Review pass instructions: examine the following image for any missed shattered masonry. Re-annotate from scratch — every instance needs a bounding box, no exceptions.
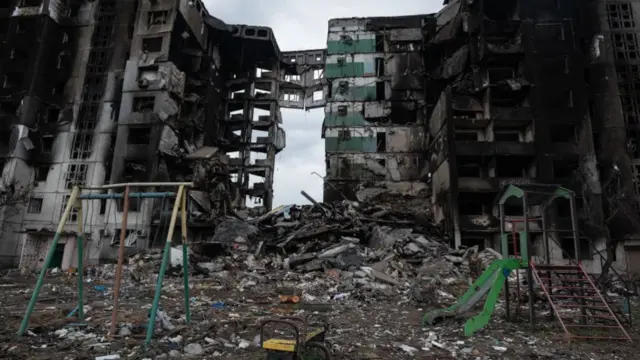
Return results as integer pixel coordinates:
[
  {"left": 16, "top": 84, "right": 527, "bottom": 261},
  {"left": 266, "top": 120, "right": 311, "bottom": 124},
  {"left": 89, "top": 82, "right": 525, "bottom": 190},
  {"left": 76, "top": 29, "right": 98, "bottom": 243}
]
[{"left": 0, "top": 0, "right": 325, "bottom": 269}]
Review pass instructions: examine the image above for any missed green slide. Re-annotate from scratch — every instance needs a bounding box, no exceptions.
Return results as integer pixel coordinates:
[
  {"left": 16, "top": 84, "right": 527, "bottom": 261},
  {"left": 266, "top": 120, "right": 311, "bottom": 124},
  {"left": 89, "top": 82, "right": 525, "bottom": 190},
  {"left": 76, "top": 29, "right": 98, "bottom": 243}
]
[{"left": 423, "top": 258, "right": 523, "bottom": 336}]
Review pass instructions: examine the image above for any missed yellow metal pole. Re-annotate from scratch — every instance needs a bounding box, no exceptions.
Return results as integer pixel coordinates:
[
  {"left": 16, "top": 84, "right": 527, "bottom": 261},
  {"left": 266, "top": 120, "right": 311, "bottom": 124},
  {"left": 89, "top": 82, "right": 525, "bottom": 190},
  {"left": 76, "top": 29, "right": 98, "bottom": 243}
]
[
  {"left": 18, "top": 186, "right": 80, "bottom": 336},
  {"left": 145, "top": 185, "right": 185, "bottom": 346}
]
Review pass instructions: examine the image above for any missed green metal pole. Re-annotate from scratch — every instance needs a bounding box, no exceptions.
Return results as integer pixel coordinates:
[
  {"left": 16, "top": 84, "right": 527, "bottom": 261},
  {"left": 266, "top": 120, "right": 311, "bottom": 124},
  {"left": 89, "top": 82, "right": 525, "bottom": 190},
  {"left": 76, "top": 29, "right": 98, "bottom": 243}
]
[
  {"left": 76, "top": 199, "right": 85, "bottom": 321},
  {"left": 18, "top": 231, "right": 63, "bottom": 336},
  {"left": 76, "top": 234, "right": 85, "bottom": 321},
  {"left": 181, "top": 191, "right": 191, "bottom": 323},
  {"left": 145, "top": 240, "right": 172, "bottom": 345},
  {"left": 18, "top": 186, "right": 79, "bottom": 336},
  {"left": 145, "top": 185, "right": 185, "bottom": 347},
  {"left": 182, "top": 242, "right": 190, "bottom": 323}
]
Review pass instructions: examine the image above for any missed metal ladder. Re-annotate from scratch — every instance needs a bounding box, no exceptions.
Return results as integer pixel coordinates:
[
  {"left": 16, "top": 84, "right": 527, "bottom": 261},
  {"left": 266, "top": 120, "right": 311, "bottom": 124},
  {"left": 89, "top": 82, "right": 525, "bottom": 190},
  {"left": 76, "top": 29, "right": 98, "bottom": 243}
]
[{"left": 531, "top": 262, "right": 632, "bottom": 341}]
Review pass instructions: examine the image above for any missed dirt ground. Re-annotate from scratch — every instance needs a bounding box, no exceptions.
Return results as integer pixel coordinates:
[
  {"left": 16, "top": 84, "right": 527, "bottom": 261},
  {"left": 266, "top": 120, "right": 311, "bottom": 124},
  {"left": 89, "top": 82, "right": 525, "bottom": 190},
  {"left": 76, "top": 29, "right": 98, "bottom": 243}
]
[{"left": 0, "top": 272, "right": 638, "bottom": 360}]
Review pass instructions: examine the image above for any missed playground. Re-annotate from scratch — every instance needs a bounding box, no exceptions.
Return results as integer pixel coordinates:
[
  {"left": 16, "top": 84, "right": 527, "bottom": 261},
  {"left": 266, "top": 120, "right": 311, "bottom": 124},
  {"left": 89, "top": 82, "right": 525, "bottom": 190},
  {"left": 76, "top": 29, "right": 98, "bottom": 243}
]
[{"left": 1, "top": 184, "right": 638, "bottom": 359}]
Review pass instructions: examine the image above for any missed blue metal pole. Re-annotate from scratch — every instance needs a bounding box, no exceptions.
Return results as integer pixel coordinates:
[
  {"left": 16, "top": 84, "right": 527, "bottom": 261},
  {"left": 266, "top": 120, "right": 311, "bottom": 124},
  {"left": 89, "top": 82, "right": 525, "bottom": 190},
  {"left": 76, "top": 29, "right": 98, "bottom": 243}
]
[{"left": 78, "top": 192, "right": 176, "bottom": 200}]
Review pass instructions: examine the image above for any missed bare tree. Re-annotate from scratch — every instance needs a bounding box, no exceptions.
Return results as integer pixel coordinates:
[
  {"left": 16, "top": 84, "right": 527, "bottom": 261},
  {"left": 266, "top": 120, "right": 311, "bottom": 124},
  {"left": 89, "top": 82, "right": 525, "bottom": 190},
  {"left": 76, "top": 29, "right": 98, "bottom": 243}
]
[
  {"left": 0, "top": 176, "right": 33, "bottom": 213},
  {"left": 577, "top": 164, "right": 638, "bottom": 288}
]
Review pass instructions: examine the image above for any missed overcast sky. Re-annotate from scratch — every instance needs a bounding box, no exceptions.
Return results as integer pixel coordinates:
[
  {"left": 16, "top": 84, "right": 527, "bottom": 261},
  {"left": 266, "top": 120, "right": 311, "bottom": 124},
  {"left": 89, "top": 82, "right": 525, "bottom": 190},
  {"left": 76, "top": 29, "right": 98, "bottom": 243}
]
[{"left": 203, "top": 0, "right": 444, "bottom": 206}]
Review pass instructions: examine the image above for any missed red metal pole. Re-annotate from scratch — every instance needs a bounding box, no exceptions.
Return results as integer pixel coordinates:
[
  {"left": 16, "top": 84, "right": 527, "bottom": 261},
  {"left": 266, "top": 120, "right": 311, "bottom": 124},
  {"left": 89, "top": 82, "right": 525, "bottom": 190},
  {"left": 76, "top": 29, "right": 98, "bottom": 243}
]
[{"left": 109, "top": 186, "right": 130, "bottom": 336}]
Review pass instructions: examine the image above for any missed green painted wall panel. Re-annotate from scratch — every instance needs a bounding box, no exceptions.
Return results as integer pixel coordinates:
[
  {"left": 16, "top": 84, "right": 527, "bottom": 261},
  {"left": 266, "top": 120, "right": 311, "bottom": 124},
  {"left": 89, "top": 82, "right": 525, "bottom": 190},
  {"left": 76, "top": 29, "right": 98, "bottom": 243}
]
[
  {"left": 330, "top": 85, "right": 377, "bottom": 101},
  {"left": 325, "top": 136, "right": 377, "bottom": 152},
  {"left": 325, "top": 62, "right": 365, "bottom": 78},
  {"left": 324, "top": 113, "right": 368, "bottom": 126},
  {"left": 327, "top": 39, "right": 376, "bottom": 54}
]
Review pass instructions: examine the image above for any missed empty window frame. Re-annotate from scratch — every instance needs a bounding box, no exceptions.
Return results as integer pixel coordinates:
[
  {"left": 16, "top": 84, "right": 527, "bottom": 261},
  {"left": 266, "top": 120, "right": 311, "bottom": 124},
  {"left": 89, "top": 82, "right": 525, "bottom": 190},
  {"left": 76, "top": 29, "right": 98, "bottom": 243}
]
[
  {"left": 455, "top": 131, "right": 479, "bottom": 141},
  {"left": 70, "top": 132, "right": 94, "bottom": 159},
  {"left": 607, "top": 3, "right": 636, "bottom": 29},
  {"left": 376, "top": 132, "right": 386, "bottom": 152},
  {"left": 82, "top": 75, "right": 106, "bottom": 102},
  {"left": 612, "top": 33, "right": 640, "bottom": 61},
  {"left": 27, "top": 197, "right": 43, "bottom": 213},
  {"left": 375, "top": 33, "right": 385, "bottom": 52},
  {"left": 41, "top": 136, "right": 53, "bottom": 153},
  {"left": 284, "top": 74, "right": 301, "bottom": 82},
  {"left": 76, "top": 103, "right": 99, "bottom": 131},
  {"left": 458, "top": 198, "right": 485, "bottom": 215},
  {"left": 86, "top": 51, "right": 109, "bottom": 74},
  {"left": 132, "top": 96, "right": 155, "bottom": 112},
  {"left": 128, "top": 126, "right": 152, "bottom": 144},
  {"left": 560, "top": 236, "right": 592, "bottom": 260},
  {"left": 617, "top": 64, "right": 640, "bottom": 95},
  {"left": 619, "top": 93, "right": 640, "bottom": 125},
  {"left": 375, "top": 57, "right": 385, "bottom": 76},
  {"left": 457, "top": 156, "right": 484, "bottom": 177},
  {"left": 283, "top": 91, "right": 300, "bottom": 102},
  {"left": 457, "top": 163, "right": 482, "bottom": 177},
  {"left": 35, "top": 164, "right": 50, "bottom": 182},
  {"left": 61, "top": 195, "right": 79, "bottom": 222},
  {"left": 65, "top": 164, "right": 88, "bottom": 189},
  {"left": 147, "top": 10, "right": 169, "bottom": 27},
  {"left": 375, "top": 81, "right": 385, "bottom": 100},
  {"left": 142, "top": 36, "right": 163, "bottom": 52},
  {"left": 494, "top": 130, "right": 521, "bottom": 142},
  {"left": 338, "top": 130, "right": 351, "bottom": 140},
  {"left": 46, "top": 107, "right": 60, "bottom": 124}
]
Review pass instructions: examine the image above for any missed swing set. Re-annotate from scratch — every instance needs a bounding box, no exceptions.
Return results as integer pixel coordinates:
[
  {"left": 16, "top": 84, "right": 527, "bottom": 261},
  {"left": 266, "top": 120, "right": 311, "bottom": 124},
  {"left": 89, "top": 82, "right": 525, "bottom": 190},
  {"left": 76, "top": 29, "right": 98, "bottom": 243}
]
[{"left": 17, "top": 182, "right": 194, "bottom": 347}]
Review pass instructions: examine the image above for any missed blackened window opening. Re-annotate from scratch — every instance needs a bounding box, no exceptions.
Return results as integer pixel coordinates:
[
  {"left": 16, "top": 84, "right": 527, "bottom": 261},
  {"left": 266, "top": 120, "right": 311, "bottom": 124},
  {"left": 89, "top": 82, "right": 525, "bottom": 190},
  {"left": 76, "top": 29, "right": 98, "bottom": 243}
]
[{"left": 376, "top": 132, "right": 386, "bottom": 152}]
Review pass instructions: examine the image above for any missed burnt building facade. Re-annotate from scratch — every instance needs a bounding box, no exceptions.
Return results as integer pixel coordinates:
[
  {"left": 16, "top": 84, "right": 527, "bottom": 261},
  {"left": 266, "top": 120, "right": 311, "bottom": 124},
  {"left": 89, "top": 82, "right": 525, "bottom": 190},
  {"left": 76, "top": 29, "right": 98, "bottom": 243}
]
[
  {"left": 0, "top": 0, "right": 322, "bottom": 269},
  {"left": 425, "top": 0, "right": 640, "bottom": 274},
  {"left": 322, "top": 16, "right": 428, "bottom": 203}
]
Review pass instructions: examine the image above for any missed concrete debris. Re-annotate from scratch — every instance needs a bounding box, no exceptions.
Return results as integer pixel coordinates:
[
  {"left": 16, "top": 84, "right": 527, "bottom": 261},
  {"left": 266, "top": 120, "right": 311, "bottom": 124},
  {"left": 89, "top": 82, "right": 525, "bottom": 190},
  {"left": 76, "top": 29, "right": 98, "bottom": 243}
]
[{"left": 4, "top": 188, "right": 633, "bottom": 360}]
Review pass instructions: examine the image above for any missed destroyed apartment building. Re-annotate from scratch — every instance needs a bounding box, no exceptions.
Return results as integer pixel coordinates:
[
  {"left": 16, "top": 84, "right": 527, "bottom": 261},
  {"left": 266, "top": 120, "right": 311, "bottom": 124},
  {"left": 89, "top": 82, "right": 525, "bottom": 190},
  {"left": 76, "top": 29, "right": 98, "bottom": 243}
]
[
  {"left": 425, "top": 0, "right": 640, "bottom": 275},
  {"left": 1, "top": 0, "right": 640, "bottom": 278},
  {"left": 322, "top": 16, "right": 428, "bottom": 203},
  {"left": 0, "top": 0, "right": 325, "bottom": 270}
]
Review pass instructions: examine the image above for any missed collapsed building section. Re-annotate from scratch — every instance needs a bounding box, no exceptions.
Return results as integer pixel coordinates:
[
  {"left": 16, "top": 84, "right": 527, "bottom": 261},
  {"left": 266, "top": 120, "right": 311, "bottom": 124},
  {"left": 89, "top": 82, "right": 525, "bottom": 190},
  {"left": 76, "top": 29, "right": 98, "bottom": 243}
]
[
  {"left": 280, "top": 49, "right": 327, "bottom": 110},
  {"left": 0, "top": 0, "right": 317, "bottom": 269},
  {"left": 322, "top": 16, "right": 428, "bottom": 203},
  {"left": 219, "top": 25, "right": 284, "bottom": 211},
  {"left": 424, "top": 0, "right": 640, "bottom": 274}
]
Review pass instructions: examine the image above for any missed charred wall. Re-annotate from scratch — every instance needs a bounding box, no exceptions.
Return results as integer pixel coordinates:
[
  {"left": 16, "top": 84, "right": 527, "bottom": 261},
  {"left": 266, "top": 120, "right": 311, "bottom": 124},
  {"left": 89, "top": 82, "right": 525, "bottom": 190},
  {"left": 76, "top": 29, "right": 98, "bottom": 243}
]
[
  {"left": 426, "top": 0, "right": 602, "bottom": 252},
  {"left": 592, "top": 0, "right": 640, "bottom": 241}
]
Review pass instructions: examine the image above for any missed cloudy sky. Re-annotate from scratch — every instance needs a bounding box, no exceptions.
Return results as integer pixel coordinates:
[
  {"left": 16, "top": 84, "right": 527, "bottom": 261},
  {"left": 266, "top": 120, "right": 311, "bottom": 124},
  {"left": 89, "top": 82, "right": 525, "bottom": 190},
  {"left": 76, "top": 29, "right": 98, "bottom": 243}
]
[{"left": 203, "top": 0, "right": 444, "bottom": 206}]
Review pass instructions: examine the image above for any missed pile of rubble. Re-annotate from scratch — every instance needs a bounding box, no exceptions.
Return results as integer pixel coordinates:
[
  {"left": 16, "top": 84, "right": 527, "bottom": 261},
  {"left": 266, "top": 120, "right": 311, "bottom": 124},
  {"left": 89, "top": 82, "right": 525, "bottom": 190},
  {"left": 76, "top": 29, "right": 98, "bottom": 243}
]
[
  {"left": 150, "top": 189, "right": 508, "bottom": 306},
  {"left": 2, "top": 191, "right": 638, "bottom": 359}
]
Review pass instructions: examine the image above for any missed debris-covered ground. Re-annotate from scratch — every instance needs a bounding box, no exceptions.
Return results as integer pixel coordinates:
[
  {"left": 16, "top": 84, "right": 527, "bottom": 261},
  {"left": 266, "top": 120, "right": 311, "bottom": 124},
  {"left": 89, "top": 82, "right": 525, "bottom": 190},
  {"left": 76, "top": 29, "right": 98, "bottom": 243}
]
[{"left": 1, "top": 188, "right": 638, "bottom": 359}]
